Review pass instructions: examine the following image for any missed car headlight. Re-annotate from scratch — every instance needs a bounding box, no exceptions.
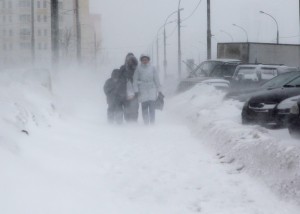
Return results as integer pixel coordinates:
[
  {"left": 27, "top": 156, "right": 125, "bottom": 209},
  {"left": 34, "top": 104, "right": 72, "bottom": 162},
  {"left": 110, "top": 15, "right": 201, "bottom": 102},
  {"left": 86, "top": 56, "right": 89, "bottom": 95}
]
[
  {"left": 277, "top": 95, "right": 300, "bottom": 110},
  {"left": 290, "top": 103, "right": 299, "bottom": 115}
]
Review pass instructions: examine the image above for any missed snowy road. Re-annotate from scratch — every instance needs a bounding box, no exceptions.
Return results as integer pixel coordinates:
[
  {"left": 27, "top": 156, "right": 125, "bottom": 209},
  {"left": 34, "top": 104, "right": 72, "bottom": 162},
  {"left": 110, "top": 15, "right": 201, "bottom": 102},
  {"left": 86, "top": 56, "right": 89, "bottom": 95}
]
[{"left": 1, "top": 115, "right": 299, "bottom": 214}]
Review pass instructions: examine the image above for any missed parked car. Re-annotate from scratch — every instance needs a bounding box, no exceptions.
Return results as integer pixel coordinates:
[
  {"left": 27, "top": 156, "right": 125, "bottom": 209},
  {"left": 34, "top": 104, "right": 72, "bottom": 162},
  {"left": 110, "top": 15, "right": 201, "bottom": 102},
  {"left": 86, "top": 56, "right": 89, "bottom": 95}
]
[
  {"left": 287, "top": 100, "right": 300, "bottom": 138},
  {"left": 177, "top": 59, "right": 241, "bottom": 92},
  {"left": 225, "top": 70, "right": 300, "bottom": 101},
  {"left": 230, "top": 64, "right": 297, "bottom": 90},
  {"left": 241, "top": 75, "right": 300, "bottom": 127}
]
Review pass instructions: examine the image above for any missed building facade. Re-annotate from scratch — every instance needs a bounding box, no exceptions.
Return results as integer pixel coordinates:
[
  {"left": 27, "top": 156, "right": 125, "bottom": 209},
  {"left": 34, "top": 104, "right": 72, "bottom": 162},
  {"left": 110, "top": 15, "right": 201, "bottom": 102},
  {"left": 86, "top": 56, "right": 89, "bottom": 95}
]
[{"left": 0, "top": 0, "right": 101, "bottom": 68}]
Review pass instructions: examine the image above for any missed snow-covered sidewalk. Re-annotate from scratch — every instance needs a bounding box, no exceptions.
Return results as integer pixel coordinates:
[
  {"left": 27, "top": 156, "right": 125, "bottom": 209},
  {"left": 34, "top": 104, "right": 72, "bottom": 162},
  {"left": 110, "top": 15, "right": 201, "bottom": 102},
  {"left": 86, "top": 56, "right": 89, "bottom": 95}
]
[{"left": 1, "top": 116, "right": 299, "bottom": 214}]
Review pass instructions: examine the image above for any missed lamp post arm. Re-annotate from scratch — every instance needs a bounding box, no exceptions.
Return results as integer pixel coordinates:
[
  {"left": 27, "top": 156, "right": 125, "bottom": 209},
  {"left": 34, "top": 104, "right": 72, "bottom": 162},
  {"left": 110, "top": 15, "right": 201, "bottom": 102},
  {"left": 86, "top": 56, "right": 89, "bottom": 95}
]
[
  {"left": 233, "top": 24, "right": 248, "bottom": 42},
  {"left": 260, "top": 11, "right": 279, "bottom": 43}
]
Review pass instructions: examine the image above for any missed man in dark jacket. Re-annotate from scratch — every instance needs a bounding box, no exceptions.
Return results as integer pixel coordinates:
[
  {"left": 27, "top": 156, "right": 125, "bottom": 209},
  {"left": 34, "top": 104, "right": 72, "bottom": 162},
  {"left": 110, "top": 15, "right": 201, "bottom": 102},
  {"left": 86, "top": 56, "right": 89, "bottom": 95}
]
[
  {"left": 118, "top": 53, "right": 139, "bottom": 122},
  {"left": 103, "top": 69, "right": 123, "bottom": 123}
]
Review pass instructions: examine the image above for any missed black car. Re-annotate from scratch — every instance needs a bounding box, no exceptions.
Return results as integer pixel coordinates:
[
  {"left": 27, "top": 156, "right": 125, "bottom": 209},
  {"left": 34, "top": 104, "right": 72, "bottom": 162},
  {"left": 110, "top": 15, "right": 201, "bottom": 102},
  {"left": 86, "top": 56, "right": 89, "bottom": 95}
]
[
  {"left": 177, "top": 59, "right": 241, "bottom": 92},
  {"left": 242, "top": 75, "right": 300, "bottom": 127},
  {"left": 225, "top": 70, "right": 300, "bottom": 101},
  {"left": 287, "top": 100, "right": 300, "bottom": 138}
]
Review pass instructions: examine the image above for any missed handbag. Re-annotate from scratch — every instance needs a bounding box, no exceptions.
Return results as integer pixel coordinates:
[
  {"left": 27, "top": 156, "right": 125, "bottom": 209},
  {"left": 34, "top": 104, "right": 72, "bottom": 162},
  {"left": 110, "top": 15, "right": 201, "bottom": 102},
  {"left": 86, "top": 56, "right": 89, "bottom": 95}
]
[{"left": 155, "top": 92, "right": 165, "bottom": 110}]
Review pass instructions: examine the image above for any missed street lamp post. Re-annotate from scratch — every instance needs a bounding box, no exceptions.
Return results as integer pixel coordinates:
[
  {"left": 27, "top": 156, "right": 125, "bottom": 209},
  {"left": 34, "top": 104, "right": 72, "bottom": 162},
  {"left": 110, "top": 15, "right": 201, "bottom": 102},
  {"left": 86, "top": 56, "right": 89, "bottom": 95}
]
[
  {"left": 259, "top": 10, "right": 279, "bottom": 44},
  {"left": 207, "top": 0, "right": 211, "bottom": 60},
  {"left": 156, "top": 20, "right": 176, "bottom": 72},
  {"left": 220, "top": 30, "right": 234, "bottom": 42},
  {"left": 232, "top": 24, "right": 248, "bottom": 42},
  {"left": 163, "top": 9, "right": 183, "bottom": 79}
]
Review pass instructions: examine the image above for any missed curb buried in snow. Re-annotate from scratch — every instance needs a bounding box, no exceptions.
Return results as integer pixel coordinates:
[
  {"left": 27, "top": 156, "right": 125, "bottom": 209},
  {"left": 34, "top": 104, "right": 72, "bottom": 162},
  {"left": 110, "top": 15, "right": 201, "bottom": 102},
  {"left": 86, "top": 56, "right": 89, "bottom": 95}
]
[{"left": 169, "top": 84, "right": 300, "bottom": 205}]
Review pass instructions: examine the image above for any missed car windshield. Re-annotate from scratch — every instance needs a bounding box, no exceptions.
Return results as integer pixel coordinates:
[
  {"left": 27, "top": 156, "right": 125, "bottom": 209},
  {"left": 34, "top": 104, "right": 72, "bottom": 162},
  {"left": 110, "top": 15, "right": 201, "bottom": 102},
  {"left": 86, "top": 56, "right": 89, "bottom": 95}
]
[
  {"left": 193, "top": 61, "right": 222, "bottom": 77},
  {"left": 209, "top": 64, "right": 238, "bottom": 78},
  {"left": 261, "top": 71, "right": 300, "bottom": 89},
  {"left": 284, "top": 76, "right": 300, "bottom": 87}
]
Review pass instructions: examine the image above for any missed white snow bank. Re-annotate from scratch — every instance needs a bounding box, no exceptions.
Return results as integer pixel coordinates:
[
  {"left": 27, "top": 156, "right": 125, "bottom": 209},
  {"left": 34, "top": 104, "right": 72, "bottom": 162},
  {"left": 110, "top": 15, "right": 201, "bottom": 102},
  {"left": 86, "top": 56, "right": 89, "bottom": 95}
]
[
  {"left": 0, "top": 68, "right": 55, "bottom": 153},
  {"left": 168, "top": 84, "right": 300, "bottom": 204}
]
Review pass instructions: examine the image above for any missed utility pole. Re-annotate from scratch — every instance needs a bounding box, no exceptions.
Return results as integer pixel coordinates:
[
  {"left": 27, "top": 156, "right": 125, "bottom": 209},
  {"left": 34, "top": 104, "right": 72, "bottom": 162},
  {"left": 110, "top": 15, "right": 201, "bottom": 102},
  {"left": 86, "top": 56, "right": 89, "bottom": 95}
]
[
  {"left": 177, "top": 8, "right": 182, "bottom": 79},
  {"left": 51, "top": 0, "right": 59, "bottom": 66},
  {"left": 75, "top": 0, "right": 81, "bottom": 63},
  {"left": 207, "top": 0, "right": 211, "bottom": 60},
  {"left": 163, "top": 28, "right": 167, "bottom": 79},
  {"left": 31, "top": 0, "right": 35, "bottom": 64}
]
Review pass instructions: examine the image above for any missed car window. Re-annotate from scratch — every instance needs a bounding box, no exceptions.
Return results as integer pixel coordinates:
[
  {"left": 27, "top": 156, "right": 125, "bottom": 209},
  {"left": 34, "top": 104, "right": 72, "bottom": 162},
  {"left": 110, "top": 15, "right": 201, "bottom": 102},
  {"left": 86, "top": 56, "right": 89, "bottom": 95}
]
[
  {"left": 261, "top": 71, "right": 300, "bottom": 88},
  {"left": 260, "top": 67, "right": 278, "bottom": 80},
  {"left": 234, "top": 67, "right": 257, "bottom": 81},
  {"left": 285, "top": 76, "right": 300, "bottom": 86}
]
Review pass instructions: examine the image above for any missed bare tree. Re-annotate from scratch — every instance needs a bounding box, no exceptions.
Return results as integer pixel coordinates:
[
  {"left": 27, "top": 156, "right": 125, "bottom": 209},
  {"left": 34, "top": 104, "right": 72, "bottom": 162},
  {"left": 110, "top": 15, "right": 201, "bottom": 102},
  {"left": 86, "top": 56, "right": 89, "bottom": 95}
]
[{"left": 59, "top": 27, "right": 73, "bottom": 57}]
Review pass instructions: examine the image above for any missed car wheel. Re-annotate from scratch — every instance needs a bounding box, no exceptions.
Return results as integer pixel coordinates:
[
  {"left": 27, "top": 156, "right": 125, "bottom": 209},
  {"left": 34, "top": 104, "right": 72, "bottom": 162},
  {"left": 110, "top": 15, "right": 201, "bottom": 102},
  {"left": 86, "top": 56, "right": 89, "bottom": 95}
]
[
  {"left": 288, "top": 125, "right": 300, "bottom": 138},
  {"left": 242, "top": 115, "right": 251, "bottom": 124}
]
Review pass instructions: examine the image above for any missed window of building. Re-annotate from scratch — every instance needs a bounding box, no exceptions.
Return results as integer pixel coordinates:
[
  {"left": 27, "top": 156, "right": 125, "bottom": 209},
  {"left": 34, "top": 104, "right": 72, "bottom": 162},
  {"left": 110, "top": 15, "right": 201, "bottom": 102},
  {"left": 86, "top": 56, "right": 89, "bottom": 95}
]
[
  {"left": 20, "top": 14, "right": 31, "bottom": 23},
  {"left": 9, "top": 15, "right": 12, "bottom": 22},
  {"left": 43, "top": 15, "right": 47, "bottom": 22},
  {"left": 43, "top": 1, "right": 47, "bottom": 8},
  {"left": 44, "top": 43, "right": 47, "bottom": 50},
  {"left": 9, "top": 44, "right": 13, "bottom": 50},
  {"left": 19, "top": 0, "right": 30, "bottom": 8},
  {"left": 44, "top": 29, "right": 47, "bottom": 36},
  {"left": 38, "top": 29, "right": 41, "bottom": 36},
  {"left": 9, "top": 29, "right": 13, "bottom": 36},
  {"left": 20, "top": 42, "right": 31, "bottom": 49},
  {"left": 37, "top": 1, "right": 40, "bottom": 8},
  {"left": 3, "top": 44, "right": 7, "bottom": 51},
  {"left": 38, "top": 43, "right": 42, "bottom": 50},
  {"left": 3, "top": 29, "right": 6, "bottom": 37},
  {"left": 37, "top": 15, "right": 41, "bottom": 22},
  {"left": 3, "top": 15, "right": 6, "bottom": 23},
  {"left": 20, "top": 28, "right": 31, "bottom": 36},
  {"left": 8, "top": 1, "right": 12, "bottom": 9}
]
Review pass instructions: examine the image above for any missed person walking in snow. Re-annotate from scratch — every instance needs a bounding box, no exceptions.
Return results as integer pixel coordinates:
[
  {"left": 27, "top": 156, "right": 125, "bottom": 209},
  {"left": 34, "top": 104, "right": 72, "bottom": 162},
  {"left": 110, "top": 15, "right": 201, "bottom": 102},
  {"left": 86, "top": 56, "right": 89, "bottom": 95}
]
[
  {"left": 133, "top": 54, "right": 162, "bottom": 125},
  {"left": 118, "top": 53, "right": 139, "bottom": 122},
  {"left": 103, "top": 69, "right": 123, "bottom": 124}
]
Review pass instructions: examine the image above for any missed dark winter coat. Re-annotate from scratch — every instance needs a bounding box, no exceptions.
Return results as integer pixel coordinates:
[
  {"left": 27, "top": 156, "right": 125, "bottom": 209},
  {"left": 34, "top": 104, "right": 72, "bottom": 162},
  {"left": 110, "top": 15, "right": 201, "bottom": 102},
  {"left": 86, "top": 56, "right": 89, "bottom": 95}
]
[
  {"left": 104, "top": 69, "right": 121, "bottom": 105},
  {"left": 117, "top": 54, "right": 138, "bottom": 101}
]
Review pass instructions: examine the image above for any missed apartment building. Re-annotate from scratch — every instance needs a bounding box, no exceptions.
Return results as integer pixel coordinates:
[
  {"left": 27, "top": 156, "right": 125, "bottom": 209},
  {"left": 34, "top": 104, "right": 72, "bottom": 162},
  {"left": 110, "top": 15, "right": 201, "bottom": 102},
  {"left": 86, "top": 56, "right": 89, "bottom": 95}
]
[{"left": 0, "top": 0, "right": 101, "bottom": 68}]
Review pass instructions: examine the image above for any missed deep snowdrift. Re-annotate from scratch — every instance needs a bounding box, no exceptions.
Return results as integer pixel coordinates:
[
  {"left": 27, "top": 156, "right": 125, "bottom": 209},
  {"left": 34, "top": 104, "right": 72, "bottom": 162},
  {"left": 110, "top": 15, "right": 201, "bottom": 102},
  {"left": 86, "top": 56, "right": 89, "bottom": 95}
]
[
  {"left": 0, "top": 68, "right": 55, "bottom": 154},
  {"left": 168, "top": 84, "right": 300, "bottom": 204}
]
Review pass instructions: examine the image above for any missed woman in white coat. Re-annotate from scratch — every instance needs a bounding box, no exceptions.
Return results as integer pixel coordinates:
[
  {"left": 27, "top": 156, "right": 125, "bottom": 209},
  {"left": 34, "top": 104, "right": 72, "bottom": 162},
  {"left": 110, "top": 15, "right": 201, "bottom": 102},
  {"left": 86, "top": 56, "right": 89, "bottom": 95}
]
[{"left": 133, "top": 54, "right": 162, "bottom": 124}]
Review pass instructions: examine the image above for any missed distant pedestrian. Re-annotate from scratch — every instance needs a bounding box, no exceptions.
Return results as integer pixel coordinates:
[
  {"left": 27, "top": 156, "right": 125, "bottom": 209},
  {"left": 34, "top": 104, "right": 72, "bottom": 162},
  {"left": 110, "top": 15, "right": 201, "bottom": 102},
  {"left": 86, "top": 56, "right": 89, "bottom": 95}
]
[
  {"left": 103, "top": 69, "right": 123, "bottom": 124},
  {"left": 119, "top": 53, "right": 139, "bottom": 122},
  {"left": 133, "top": 54, "right": 162, "bottom": 125}
]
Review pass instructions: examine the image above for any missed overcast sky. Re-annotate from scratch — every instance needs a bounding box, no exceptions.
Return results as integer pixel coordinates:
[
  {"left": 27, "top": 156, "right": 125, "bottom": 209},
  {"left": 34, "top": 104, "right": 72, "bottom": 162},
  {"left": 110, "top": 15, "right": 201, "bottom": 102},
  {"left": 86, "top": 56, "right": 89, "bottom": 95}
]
[{"left": 90, "top": 0, "right": 299, "bottom": 71}]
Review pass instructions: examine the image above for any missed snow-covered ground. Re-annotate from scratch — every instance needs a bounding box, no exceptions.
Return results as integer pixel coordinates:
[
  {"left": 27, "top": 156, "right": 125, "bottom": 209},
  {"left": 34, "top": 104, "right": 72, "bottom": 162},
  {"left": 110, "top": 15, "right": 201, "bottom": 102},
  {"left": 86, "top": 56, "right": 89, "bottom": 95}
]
[{"left": 1, "top": 67, "right": 300, "bottom": 214}]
